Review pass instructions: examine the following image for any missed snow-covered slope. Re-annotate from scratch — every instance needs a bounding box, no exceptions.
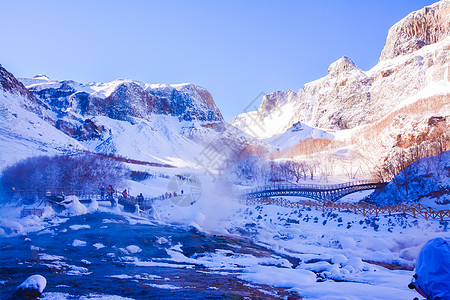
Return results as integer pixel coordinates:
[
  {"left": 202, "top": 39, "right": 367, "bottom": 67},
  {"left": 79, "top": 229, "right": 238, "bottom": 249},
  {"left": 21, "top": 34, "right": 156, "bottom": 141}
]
[
  {"left": 265, "top": 122, "right": 333, "bottom": 151},
  {"left": 0, "top": 69, "right": 86, "bottom": 169},
  {"left": 232, "top": 0, "right": 449, "bottom": 133},
  {"left": 231, "top": 90, "right": 300, "bottom": 139}
]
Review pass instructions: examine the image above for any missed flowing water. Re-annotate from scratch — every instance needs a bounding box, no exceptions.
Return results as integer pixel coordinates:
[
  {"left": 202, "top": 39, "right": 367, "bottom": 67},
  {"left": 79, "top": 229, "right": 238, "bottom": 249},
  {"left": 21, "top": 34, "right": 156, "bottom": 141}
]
[{"left": 0, "top": 212, "right": 300, "bottom": 299}]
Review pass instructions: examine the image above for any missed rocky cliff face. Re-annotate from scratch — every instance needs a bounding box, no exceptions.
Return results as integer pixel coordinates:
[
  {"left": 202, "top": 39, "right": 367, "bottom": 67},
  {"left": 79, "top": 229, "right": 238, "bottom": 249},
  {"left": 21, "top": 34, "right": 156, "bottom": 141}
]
[
  {"left": 257, "top": 90, "right": 298, "bottom": 119},
  {"left": 22, "top": 77, "right": 223, "bottom": 123},
  {"left": 147, "top": 83, "right": 223, "bottom": 122},
  {"left": 380, "top": 0, "right": 449, "bottom": 61},
  {"left": 233, "top": 0, "right": 449, "bottom": 133},
  {"left": 18, "top": 76, "right": 224, "bottom": 142},
  {"left": 105, "top": 82, "right": 155, "bottom": 121}
]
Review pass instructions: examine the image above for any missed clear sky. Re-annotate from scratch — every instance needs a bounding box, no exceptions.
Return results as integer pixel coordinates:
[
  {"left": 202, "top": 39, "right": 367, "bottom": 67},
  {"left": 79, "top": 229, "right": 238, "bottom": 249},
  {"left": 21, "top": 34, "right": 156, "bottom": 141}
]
[{"left": 0, "top": 0, "right": 437, "bottom": 121}]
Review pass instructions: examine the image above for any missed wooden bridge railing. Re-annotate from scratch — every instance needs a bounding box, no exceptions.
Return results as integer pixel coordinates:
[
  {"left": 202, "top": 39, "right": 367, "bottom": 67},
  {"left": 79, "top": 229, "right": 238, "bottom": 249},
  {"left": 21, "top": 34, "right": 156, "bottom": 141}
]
[{"left": 241, "top": 197, "right": 450, "bottom": 221}]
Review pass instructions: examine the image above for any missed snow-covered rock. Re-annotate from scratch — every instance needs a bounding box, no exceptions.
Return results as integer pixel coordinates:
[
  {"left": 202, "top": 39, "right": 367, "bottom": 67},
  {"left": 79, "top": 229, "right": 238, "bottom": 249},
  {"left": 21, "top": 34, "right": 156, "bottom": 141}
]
[
  {"left": 65, "top": 196, "right": 88, "bottom": 216},
  {"left": 125, "top": 245, "right": 142, "bottom": 254},
  {"left": 331, "top": 254, "right": 348, "bottom": 266},
  {"left": 15, "top": 274, "right": 47, "bottom": 299}
]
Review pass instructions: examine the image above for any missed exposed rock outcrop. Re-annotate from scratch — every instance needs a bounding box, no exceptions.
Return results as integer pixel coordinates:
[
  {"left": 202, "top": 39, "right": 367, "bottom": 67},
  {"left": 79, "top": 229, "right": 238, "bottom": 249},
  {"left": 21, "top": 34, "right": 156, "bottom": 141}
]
[
  {"left": 380, "top": 0, "right": 450, "bottom": 61},
  {"left": 105, "top": 82, "right": 155, "bottom": 120}
]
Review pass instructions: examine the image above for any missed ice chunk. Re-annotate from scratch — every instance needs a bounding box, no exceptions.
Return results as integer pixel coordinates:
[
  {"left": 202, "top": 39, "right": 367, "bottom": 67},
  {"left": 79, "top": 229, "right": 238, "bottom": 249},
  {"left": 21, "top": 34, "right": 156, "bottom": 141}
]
[
  {"left": 69, "top": 225, "right": 90, "bottom": 231},
  {"left": 72, "top": 240, "right": 87, "bottom": 247},
  {"left": 93, "top": 243, "right": 105, "bottom": 250},
  {"left": 125, "top": 245, "right": 142, "bottom": 254}
]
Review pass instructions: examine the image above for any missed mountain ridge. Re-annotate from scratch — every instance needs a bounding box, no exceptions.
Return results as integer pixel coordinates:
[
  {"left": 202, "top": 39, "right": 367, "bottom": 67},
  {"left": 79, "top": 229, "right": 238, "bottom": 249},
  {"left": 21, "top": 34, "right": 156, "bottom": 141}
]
[{"left": 232, "top": 0, "right": 449, "bottom": 134}]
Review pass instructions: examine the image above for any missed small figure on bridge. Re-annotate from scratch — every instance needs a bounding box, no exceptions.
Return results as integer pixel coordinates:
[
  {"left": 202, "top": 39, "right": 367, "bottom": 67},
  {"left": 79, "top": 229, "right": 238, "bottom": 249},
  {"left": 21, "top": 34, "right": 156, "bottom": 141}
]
[
  {"left": 122, "top": 189, "right": 128, "bottom": 199},
  {"left": 136, "top": 193, "right": 144, "bottom": 205},
  {"left": 107, "top": 185, "right": 114, "bottom": 198},
  {"left": 173, "top": 191, "right": 177, "bottom": 197},
  {"left": 100, "top": 186, "right": 105, "bottom": 200},
  {"left": 107, "top": 185, "right": 116, "bottom": 207}
]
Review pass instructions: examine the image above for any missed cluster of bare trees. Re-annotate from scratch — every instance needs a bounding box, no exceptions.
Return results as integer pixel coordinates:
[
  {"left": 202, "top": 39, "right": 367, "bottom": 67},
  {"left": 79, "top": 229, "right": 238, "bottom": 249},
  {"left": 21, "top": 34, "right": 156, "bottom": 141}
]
[
  {"left": 1, "top": 153, "right": 128, "bottom": 201},
  {"left": 273, "top": 138, "right": 333, "bottom": 159},
  {"left": 377, "top": 135, "right": 450, "bottom": 196}
]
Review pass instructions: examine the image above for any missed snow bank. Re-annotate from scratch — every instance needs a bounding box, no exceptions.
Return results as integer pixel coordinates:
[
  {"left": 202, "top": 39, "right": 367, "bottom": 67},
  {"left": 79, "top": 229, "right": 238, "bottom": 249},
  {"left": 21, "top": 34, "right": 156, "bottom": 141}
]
[{"left": 239, "top": 265, "right": 316, "bottom": 288}]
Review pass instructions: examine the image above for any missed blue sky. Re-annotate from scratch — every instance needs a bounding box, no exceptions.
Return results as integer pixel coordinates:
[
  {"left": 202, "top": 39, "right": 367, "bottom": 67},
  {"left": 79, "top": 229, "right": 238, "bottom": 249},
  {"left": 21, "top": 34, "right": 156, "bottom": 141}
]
[{"left": 0, "top": 0, "right": 437, "bottom": 121}]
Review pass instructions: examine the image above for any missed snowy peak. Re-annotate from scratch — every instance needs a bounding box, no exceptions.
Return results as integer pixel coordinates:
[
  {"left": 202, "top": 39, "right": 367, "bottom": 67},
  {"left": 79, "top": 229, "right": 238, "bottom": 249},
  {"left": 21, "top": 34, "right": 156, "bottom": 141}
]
[
  {"left": 327, "top": 56, "right": 360, "bottom": 77},
  {"left": 32, "top": 74, "right": 50, "bottom": 80},
  {"left": 0, "top": 65, "right": 40, "bottom": 104},
  {"left": 257, "top": 90, "right": 298, "bottom": 119},
  {"left": 380, "top": 0, "right": 450, "bottom": 61}
]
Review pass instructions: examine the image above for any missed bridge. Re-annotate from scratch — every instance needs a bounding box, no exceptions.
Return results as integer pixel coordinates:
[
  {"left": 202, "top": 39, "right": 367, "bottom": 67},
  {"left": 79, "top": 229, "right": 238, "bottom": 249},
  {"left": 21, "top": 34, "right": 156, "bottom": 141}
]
[{"left": 241, "top": 180, "right": 387, "bottom": 202}]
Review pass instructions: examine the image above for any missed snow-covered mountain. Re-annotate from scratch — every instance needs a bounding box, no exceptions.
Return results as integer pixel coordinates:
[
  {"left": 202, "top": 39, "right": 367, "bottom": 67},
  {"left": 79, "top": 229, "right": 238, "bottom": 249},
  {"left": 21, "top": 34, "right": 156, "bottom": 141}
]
[
  {"left": 0, "top": 66, "right": 252, "bottom": 172},
  {"left": 232, "top": 0, "right": 449, "bottom": 134},
  {"left": 0, "top": 66, "right": 87, "bottom": 169}
]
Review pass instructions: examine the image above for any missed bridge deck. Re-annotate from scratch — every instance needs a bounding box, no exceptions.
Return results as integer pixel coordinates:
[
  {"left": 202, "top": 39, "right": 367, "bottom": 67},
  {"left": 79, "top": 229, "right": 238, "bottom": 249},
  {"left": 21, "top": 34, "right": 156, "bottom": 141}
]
[{"left": 242, "top": 180, "right": 387, "bottom": 202}]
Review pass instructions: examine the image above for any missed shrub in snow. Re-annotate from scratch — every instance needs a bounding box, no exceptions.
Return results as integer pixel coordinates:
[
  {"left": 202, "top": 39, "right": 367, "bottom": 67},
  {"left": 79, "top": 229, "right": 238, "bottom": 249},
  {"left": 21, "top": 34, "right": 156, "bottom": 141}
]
[
  {"left": 15, "top": 274, "right": 47, "bottom": 299},
  {"left": 0, "top": 219, "right": 25, "bottom": 236}
]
